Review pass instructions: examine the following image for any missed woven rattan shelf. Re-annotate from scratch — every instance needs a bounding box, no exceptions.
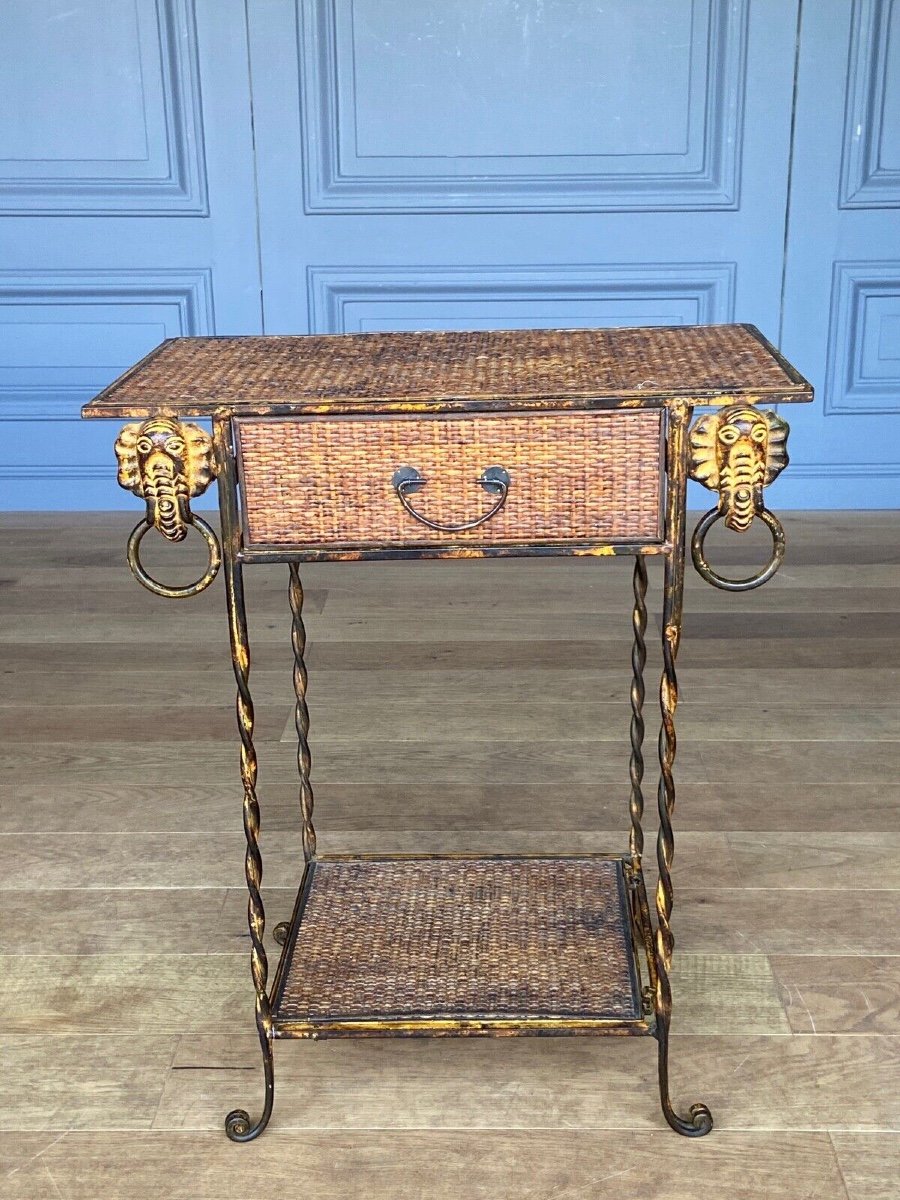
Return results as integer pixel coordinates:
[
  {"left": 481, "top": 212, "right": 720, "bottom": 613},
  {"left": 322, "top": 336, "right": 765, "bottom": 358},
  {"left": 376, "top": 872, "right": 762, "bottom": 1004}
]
[
  {"left": 269, "top": 855, "right": 649, "bottom": 1038},
  {"left": 81, "top": 322, "right": 813, "bottom": 1142}
]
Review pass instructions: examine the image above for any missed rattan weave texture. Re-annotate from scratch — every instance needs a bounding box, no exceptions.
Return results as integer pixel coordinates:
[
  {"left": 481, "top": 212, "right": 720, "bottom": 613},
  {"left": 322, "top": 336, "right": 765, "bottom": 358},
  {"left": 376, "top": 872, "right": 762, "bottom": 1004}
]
[
  {"left": 237, "top": 410, "right": 662, "bottom": 545},
  {"left": 83, "top": 324, "right": 810, "bottom": 418},
  {"left": 275, "top": 857, "right": 641, "bottom": 1023}
]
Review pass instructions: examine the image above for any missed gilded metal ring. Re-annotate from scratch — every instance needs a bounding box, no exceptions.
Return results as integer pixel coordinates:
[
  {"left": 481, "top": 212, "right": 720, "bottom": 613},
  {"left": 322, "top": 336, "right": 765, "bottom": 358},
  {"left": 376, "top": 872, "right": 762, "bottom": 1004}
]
[
  {"left": 126, "top": 514, "right": 221, "bottom": 599},
  {"left": 391, "top": 464, "right": 510, "bottom": 533},
  {"left": 690, "top": 506, "right": 785, "bottom": 592}
]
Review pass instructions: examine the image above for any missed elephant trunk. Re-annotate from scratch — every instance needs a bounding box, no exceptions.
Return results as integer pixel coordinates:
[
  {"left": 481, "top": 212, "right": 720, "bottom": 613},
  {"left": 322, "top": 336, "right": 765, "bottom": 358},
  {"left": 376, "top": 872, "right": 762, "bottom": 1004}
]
[
  {"left": 143, "top": 452, "right": 190, "bottom": 542},
  {"left": 718, "top": 440, "right": 766, "bottom": 532}
]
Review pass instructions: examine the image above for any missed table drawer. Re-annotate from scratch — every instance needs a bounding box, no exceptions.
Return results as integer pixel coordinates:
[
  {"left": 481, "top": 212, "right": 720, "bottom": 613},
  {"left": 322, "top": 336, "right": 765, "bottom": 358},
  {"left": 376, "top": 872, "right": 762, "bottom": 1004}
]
[{"left": 235, "top": 411, "right": 664, "bottom": 548}]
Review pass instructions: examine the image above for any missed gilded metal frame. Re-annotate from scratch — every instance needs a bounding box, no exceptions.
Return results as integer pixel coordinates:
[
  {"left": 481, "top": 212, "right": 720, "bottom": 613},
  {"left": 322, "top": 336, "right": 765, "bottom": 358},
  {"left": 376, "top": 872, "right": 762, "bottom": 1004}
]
[
  {"left": 207, "top": 404, "right": 719, "bottom": 1142},
  {"left": 99, "top": 387, "right": 801, "bottom": 1143}
]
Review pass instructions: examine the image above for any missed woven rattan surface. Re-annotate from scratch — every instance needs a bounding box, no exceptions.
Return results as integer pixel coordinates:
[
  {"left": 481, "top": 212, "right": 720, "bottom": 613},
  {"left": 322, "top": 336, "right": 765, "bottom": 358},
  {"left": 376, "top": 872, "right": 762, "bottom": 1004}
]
[
  {"left": 237, "top": 410, "right": 662, "bottom": 546},
  {"left": 273, "top": 857, "right": 641, "bottom": 1025},
  {"left": 83, "top": 324, "right": 811, "bottom": 418}
]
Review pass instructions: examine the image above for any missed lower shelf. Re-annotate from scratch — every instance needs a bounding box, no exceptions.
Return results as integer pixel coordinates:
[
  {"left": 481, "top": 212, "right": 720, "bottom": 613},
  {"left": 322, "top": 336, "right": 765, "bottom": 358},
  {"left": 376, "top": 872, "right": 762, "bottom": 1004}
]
[{"left": 269, "top": 853, "right": 653, "bottom": 1038}]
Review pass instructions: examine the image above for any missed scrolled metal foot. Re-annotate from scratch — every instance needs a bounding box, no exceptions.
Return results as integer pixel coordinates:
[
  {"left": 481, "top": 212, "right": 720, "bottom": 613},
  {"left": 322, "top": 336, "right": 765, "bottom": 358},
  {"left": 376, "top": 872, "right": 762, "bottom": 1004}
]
[
  {"left": 224, "top": 1028, "right": 274, "bottom": 1143},
  {"left": 656, "top": 1021, "right": 713, "bottom": 1137},
  {"left": 225, "top": 1108, "right": 255, "bottom": 1142},
  {"left": 225, "top": 1102, "right": 272, "bottom": 1143},
  {"left": 661, "top": 1099, "right": 714, "bottom": 1138},
  {"left": 273, "top": 921, "right": 289, "bottom": 946}
]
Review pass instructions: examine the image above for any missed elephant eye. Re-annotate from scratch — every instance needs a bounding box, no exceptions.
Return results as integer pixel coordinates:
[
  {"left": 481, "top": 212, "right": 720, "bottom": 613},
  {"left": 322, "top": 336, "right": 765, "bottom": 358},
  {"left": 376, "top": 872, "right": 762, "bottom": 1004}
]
[
  {"left": 136, "top": 437, "right": 152, "bottom": 454},
  {"left": 718, "top": 425, "right": 739, "bottom": 444},
  {"left": 165, "top": 438, "right": 185, "bottom": 455},
  {"left": 751, "top": 425, "right": 767, "bottom": 442}
]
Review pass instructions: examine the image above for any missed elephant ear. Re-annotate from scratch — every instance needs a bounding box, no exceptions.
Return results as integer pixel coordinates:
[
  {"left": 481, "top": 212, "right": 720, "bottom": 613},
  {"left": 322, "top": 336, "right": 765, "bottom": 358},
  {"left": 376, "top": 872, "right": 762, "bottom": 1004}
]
[
  {"left": 688, "top": 412, "right": 721, "bottom": 491},
  {"left": 183, "top": 422, "right": 217, "bottom": 498},
  {"left": 763, "top": 411, "right": 790, "bottom": 485},
  {"left": 114, "top": 423, "right": 144, "bottom": 496}
]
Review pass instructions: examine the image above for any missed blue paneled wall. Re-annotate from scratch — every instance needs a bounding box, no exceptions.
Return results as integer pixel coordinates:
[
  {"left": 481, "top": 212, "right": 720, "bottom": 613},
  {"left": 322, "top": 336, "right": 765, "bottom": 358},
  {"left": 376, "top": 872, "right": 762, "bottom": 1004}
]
[{"left": 1, "top": 0, "right": 898, "bottom": 509}]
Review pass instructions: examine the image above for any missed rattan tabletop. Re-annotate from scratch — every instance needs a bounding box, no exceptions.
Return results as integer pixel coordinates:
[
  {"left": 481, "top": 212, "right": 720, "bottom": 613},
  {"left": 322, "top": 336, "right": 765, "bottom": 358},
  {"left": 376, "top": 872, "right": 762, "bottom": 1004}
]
[{"left": 83, "top": 323, "right": 811, "bottom": 419}]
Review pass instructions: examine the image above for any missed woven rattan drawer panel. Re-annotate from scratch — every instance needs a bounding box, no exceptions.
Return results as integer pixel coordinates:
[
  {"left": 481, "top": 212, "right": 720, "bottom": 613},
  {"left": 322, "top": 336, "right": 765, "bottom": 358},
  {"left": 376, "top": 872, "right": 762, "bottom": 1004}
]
[{"left": 236, "top": 411, "right": 663, "bottom": 547}]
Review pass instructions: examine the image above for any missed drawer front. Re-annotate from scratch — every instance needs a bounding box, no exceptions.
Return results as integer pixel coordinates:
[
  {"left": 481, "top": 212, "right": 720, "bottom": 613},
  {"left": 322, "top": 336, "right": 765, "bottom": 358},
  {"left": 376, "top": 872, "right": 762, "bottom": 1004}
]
[{"left": 236, "top": 411, "right": 663, "bottom": 548}]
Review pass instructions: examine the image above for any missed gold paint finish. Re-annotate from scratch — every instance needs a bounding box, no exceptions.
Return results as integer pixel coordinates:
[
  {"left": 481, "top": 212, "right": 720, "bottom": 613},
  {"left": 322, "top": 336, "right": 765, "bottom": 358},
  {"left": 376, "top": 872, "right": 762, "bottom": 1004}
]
[
  {"left": 115, "top": 417, "right": 216, "bottom": 540},
  {"left": 688, "top": 404, "right": 790, "bottom": 592},
  {"left": 689, "top": 405, "right": 788, "bottom": 532},
  {"left": 115, "top": 417, "right": 221, "bottom": 598},
  {"left": 85, "top": 325, "right": 814, "bottom": 1143}
]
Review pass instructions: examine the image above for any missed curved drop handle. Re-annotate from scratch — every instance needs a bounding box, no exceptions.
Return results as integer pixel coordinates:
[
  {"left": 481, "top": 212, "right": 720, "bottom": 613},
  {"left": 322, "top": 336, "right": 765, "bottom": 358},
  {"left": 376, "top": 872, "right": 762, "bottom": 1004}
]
[
  {"left": 691, "top": 505, "right": 785, "bottom": 593},
  {"left": 391, "top": 465, "right": 511, "bottom": 533},
  {"left": 126, "top": 513, "right": 221, "bottom": 599}
]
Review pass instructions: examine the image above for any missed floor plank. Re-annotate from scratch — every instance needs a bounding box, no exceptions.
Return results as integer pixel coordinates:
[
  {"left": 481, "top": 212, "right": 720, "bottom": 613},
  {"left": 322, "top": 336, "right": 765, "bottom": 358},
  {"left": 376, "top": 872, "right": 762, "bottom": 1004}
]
[
  {"left": 151, "top": 1033, "right": 900, "bottom": 1132},
  {"left": 771, "top": 956, "right": 900, "bottom": 1034},
  {"left": 0, "top": 1036, "right": 176, "bottom": 1131},
  {"left": 0, "top": 1131, "right": 851, "bottom": 1200},
  {"left": 1, "top": 512, "right": 897, "bottom": 1197},
  {"left": 831, "top": 1133, "right": 900, "bottom": 1200},
  {"left": 2, "top": 779, "right": 898, "bottom": 835},
  {"left": 0, "top": 830, "right": 736, "bottom": 890},
  {"left": 0, "top": 952, "right": 787, "bottom": 1038}
]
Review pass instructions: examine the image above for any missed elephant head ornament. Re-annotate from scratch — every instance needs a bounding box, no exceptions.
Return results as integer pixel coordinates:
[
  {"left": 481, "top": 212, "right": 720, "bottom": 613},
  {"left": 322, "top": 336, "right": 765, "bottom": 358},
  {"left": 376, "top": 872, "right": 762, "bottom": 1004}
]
[
  {"left": 115, "top": 417, "right": 216, "bottom": 541},
  {"left": 688, "top": 405, "right": 789, "bottom": 531}
]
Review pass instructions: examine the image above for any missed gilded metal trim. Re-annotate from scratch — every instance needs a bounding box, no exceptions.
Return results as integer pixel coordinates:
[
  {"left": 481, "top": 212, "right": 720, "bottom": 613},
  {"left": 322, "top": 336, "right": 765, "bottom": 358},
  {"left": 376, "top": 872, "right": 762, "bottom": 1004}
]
[
  {"left": 273, "top": 1017, "right": 652, "bottom": 1039},
  {"left": 238, "top": 540, "right": 670, "bottom": 564},
  {"left": 115, "top": 416, "right": 220, "bottom": 597},
  {"left": 691, "top": 504, "right": 785, "bottom": 592},
  {"left": 214, "top": 417, "right": 274, "bottom": 1143},
  {"left": 688, "top": 404, "right": 790, "bottom": 592},
  {"left": 125, "top": 513, "right": 221, "bottom": 599},
  {"left": 289, "top": 563, "right": 316, "bottom": 861},
  {"left": 654, "top": 402, "right": 714, "bottom": 1137},
  {"left": 628, "top": 557, "right": 648, "bottom": 868}
]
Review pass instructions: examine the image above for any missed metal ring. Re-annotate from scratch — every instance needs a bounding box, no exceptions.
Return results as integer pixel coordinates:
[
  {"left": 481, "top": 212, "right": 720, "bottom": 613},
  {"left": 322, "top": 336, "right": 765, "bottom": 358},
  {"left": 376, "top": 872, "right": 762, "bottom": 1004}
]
[
  {"left": 126, "top": 514, "right": 221, "bottom": 599},
  {"left": 391, "top": 465, "right": 511, "bottom": 533},
  {"left": 690, "top": 506, "right": 785, "bottom": 592}
]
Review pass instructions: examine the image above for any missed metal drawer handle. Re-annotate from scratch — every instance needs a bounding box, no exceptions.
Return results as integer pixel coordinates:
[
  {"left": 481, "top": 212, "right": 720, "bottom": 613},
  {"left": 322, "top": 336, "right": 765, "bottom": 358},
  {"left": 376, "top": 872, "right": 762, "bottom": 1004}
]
[
  {"left": 127, "top": 513, "right": 221, "bottom": 599},
  {"left": 391, "top": 465, "right": 511, "bottom": 532},
  {"left": 691, "top": 505, "right": 785, "bottom": 593}
]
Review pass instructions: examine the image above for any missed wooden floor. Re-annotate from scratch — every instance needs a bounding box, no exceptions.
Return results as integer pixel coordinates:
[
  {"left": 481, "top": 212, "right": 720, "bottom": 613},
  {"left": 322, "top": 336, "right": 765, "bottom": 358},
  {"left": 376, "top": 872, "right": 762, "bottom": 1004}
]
[{"left": 1, "top": 511, "right": 898, "bottom": 1199}]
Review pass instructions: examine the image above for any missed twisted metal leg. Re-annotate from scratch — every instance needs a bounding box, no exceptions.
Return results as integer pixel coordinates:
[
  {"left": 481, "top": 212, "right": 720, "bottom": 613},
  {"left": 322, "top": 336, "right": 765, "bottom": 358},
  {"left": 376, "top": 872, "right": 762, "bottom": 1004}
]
[
  {"left": 629, "top": 556, "right": 648, "bottom": 865},
  {"left": 289, "top": 564, "right": 316, "bottom": 861},
  {"left": 628, "top": 557, "right": 657, "bottom": 1003},
  {"left": 216, "top": 419, "right": 274, "bottom": 1143},
  {"left": 653, "top": 403, "right": 713, "bottom": 1137}
]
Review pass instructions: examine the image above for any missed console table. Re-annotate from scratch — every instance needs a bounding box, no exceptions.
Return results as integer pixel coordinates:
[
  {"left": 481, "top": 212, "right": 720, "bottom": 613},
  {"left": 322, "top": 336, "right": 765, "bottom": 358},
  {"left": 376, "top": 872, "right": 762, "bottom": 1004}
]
[{"left": 82, "top": 323, "right": 812, "bottom": 1141}]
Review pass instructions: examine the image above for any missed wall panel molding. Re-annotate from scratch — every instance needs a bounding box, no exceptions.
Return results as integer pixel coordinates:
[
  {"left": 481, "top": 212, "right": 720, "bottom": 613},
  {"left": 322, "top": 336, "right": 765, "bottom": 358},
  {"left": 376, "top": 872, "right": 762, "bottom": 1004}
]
[
  {"left": 299, "top": 0, "right": 747, "bottom": 213},
  {"left": 0, "top": 0, "right": 208, "bottom": 215},
  {"left": 824, "top": 261, "right": 900, "bottom": 415},
  {"left": 785, "top": 462, "right": 900, "bottom": 478},
  {"left": 307, "top": 263, "right": 737, "bottom": 334},
  {"left": 840, "top": 0, "right": 900, "bottom": 208},
  {"left": 0, "top": 268, "right": 214, "bottom": 420}
]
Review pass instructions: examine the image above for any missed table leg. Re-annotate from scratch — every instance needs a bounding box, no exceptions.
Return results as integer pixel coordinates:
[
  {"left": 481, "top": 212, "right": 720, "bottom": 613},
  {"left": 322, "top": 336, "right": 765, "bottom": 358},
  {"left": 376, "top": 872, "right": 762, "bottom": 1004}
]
[
  {"left": 215, "top": 418, "right": 275, "bottom": 1143},
  {"left": 628, "top": 557, "right": 658, "bottom": 1012},
  {"left": 653, "top": 403, "right": 713, "bottom": 1137},
  {"left": 290, "top": 563, "right": 316, "bottom": 861}
]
